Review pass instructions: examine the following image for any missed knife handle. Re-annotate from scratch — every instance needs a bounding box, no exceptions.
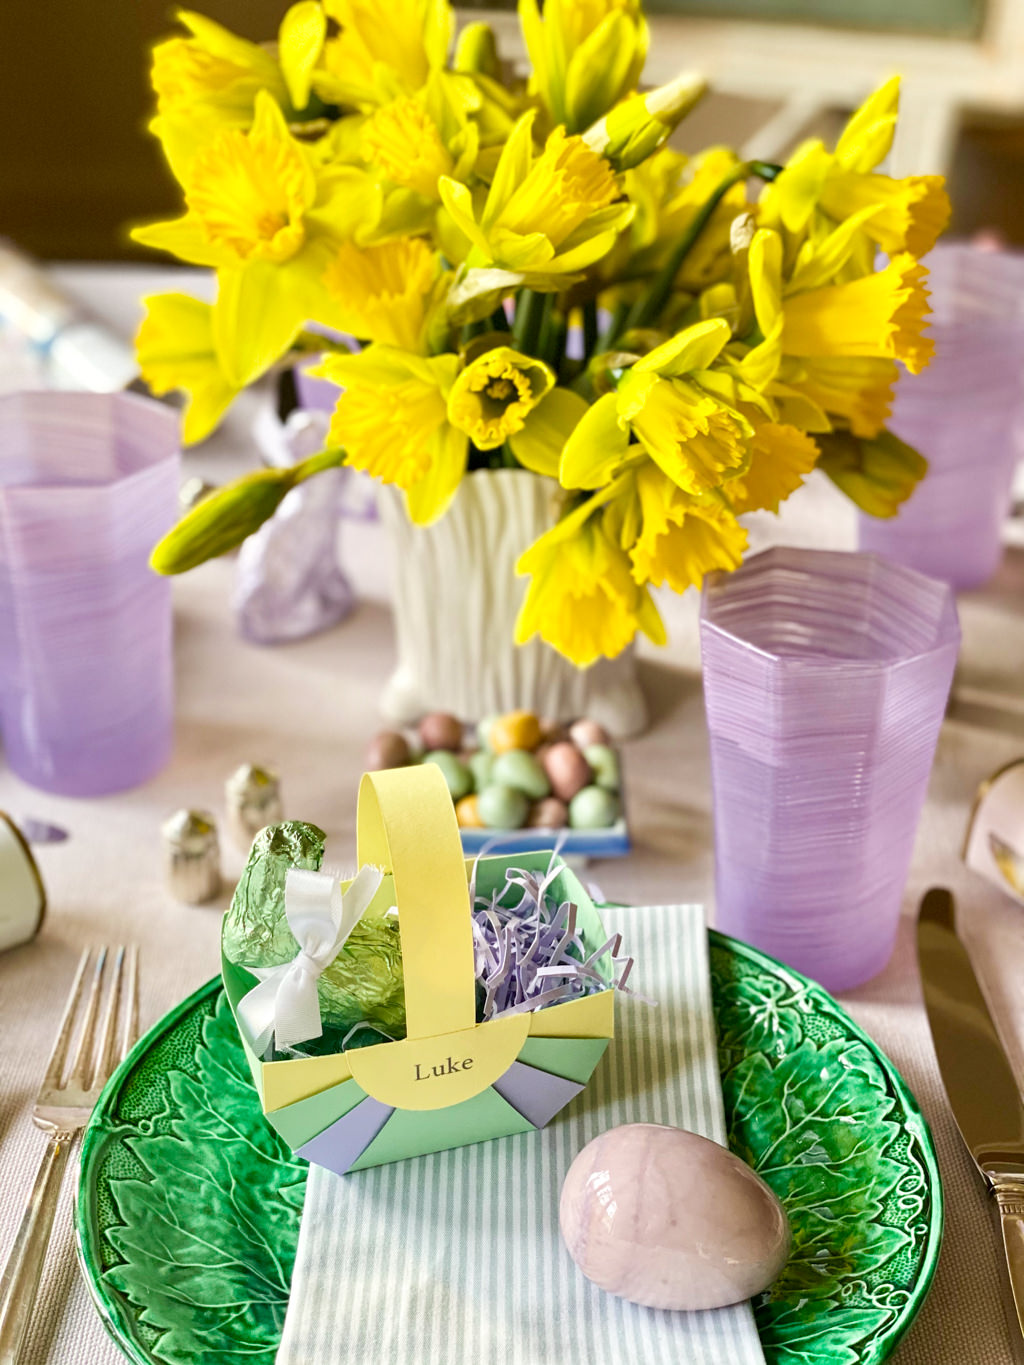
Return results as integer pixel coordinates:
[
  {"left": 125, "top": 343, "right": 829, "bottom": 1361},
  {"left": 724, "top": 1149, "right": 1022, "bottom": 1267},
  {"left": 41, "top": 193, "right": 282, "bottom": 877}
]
[{"left": 995, "top": 1186, "right": 1024, "bottom": 1351}]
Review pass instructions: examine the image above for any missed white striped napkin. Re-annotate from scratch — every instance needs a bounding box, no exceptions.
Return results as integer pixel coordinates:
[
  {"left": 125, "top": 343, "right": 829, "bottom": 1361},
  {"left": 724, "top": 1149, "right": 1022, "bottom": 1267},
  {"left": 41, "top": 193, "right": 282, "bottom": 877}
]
[{"left": 276, "top": 904, "right": 766, "bottom": 1365}]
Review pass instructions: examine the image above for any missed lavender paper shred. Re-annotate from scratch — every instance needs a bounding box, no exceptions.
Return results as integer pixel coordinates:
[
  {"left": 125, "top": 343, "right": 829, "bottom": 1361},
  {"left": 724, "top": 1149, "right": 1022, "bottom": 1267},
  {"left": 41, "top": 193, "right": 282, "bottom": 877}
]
[{"left": 468, "top": 857, "right": 644, "bottom": 1021}]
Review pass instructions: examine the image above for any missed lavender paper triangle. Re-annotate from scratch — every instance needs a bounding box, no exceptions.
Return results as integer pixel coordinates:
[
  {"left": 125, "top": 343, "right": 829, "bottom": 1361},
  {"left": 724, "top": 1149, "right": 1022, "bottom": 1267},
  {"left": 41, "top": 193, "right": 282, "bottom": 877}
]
[
  {"left": 491, "top": 1060, "right": 584, "bottom": 1129},
  {"left": 296, "top": 1095, "right": 395, "bottom": 1175}
]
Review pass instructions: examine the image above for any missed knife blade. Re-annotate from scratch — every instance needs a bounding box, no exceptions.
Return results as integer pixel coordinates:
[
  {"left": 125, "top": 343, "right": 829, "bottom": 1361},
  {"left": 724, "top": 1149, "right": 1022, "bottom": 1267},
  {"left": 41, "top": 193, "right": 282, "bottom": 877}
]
[{"left": 918, "top": 887, "right": 1024, "bottom": 1347}]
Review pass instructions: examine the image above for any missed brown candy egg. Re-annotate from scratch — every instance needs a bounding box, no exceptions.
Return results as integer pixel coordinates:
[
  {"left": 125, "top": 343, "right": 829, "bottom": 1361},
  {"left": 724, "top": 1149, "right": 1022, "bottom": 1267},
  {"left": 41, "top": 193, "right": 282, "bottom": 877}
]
[
  {"left": 418, "top": 711, "right": 463, "bottom": 752},
  {"left": 569, "top": 718, "right": 610, "bottom": 749},
  {"left": 542, "top": 741, "right": 593, "bottom": 803},
  {"left": 527, "top": 797, "right": 569, "bottom": 829},
  {"left": 366, "top": 730, "right": 412, "bottom": 770}
]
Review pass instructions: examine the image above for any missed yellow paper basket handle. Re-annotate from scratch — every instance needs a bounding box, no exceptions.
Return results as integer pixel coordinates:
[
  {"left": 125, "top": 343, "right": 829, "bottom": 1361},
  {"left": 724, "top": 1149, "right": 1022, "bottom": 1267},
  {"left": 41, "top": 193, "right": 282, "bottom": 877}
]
[{"left": 357, "top": 766, "right": 476, "bottom": 1042}]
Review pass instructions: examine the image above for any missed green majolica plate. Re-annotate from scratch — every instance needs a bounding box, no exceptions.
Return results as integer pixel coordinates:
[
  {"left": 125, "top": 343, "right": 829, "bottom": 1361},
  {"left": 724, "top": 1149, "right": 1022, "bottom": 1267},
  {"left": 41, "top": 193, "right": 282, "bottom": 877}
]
[{"left": 76, "top": 932, "right": 942, "bottom": 1365}]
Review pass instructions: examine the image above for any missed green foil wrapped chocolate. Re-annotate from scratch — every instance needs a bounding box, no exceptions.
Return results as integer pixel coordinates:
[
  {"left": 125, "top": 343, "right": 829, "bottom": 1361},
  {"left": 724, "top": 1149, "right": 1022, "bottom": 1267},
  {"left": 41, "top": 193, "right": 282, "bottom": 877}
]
[{"left": 222, "top": 821, "right": 407, "bottom": 1047}]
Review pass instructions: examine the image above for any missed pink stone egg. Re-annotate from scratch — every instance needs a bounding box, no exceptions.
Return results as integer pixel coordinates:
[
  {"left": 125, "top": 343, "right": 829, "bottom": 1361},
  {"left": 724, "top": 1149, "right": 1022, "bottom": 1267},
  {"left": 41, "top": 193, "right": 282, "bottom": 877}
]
[
  {"left": 569, "top": 718, "right": 610, "bottom": 749},
  {"left": 418, "top": 711, "right": 463, "bottom": 752},
  {"left": 559, "top": 1123, "right": 790, "bottom": 1311},
  {"left": 541, "top": 741, "right": 592, "bottom": 803}
]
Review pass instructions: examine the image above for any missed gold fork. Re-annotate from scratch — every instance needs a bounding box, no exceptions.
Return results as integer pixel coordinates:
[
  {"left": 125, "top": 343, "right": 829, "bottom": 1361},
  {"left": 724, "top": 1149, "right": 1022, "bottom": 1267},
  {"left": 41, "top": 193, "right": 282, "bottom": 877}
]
[{"left": 0, "top": 946, "right": 139, "bottom": 1365}]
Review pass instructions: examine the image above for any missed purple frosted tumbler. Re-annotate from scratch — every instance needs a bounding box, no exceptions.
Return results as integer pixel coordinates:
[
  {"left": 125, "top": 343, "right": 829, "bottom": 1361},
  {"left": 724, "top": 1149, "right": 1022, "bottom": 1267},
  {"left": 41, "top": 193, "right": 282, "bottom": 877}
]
[
  {"left": 0, "top": 392, "right": 180, "bottom": 795},
  {"left": 858, "top": 243, "right": 1024, "bottom": 589},
  {"left": 700, "top": 547, "right": 959, "bottom": 992}
]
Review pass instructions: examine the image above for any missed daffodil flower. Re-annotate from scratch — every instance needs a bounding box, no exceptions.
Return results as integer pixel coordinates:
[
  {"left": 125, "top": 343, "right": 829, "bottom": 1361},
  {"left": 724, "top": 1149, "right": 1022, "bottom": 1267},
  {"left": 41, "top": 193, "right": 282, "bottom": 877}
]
[
  {"left": 322, "top": 237, "right": 448, "bottom": 351},
  {"left": 561, "top": 318, "right": 753, "bottom": 496},
  {"left": 446, "top": 345, "right": 555, "bottom": 449},
  {"left": 763, "top": 77, "right": 950, "bottom": 260},
  {"left": 598, "top": 461, "right": 747, "bottom": 594},
  {"left": 135, "top": 293, "right": 241, "bottom": 445},
  {"left": 316, "top": 346, "right": 467, "bottom": 525},
  {"left": 515, "top": 494, "right": 665, "bottom": 667},
  {"left": 312, "top": 0, "right": 453, "bottom": 109},
  {"left": 518, "top": 0, "right": 648, "bottom": 134},
  {"left": 133, "top": 92, "right": 381, "bottom": 389},
  {"left": 441, "top": 112, "right": 633, "bottom": 312},
  {"left": 816, "top": 427, "right": 927, "bottom": 518},
  {"left": 149, "top": 9, "right": 291, "bottom": 180},
  {"left": 725, "top": 421, "right": 820, "bottom": 515}
]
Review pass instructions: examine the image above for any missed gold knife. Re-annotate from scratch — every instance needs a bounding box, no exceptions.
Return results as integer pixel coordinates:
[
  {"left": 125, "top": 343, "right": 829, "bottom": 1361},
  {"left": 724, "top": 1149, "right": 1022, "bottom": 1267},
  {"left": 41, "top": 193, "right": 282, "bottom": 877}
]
[{"left": 918, "top": 887, "right": 1024, "bottom": 1350}]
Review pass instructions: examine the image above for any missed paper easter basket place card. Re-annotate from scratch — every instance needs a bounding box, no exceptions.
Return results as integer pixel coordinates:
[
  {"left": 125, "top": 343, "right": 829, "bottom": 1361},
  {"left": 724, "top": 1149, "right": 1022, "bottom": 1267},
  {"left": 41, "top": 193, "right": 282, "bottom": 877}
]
[{"left": 221, "top": 764, "right": 624, "bottom": 1175}]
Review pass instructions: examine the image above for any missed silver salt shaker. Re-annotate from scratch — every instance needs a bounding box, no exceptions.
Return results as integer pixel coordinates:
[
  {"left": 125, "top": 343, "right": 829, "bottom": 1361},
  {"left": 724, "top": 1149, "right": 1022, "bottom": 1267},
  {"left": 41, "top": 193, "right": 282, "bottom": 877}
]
[
  {"left": 162, "top": 809, "right": 221, "bottom": 904},
  {"left": 225, "top": 764, "right": 283, "bottom": 849}
]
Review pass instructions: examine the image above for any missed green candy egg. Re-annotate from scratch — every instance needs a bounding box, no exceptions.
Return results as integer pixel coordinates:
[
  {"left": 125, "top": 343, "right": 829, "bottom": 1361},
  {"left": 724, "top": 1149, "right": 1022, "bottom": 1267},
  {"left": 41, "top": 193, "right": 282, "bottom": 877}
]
[
  {"left": 568, "top": 784, "right": 621, "bottom": 829},
  {"left": 468, "top": 749, "right": 495, "bottom": 791},
  {"left": 491, "top": 749, "right": 551, "bottom": 800},
  {"left": 476, "top": 714, "right": 499, "bottom": 750},
  {"left": 423, "top": 750, "right": 472, "bottom": 802},
  {"left": 478, "top": 783, "right": 529, "bottom": 829},
  {"left": 583, "top": 743, "right": 621, "bottom": 792}
]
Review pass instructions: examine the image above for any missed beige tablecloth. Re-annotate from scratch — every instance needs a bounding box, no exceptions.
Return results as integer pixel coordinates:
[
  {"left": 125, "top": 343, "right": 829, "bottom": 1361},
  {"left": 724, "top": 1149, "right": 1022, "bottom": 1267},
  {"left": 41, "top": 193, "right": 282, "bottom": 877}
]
[{"left": 1, "top": 266, "right": 1023, "bottom": 1365}]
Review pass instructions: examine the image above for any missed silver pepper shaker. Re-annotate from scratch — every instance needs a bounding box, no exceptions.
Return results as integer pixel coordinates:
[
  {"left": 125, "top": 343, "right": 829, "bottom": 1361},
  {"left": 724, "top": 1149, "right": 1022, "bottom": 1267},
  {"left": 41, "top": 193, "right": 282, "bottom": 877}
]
[
  {"left": 225, "top": 764, "right": 283, "bottom": 849},
  {"left": 161, "top": 809, "right": 221, "bottom": 904}
]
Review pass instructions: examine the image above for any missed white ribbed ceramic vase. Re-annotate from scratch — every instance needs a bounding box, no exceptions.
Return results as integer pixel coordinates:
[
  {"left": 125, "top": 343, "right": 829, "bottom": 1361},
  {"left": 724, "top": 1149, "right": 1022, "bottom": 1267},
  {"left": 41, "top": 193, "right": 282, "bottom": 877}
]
[{"left": 378, "top": 469, "right": 648, "bottom": 738}]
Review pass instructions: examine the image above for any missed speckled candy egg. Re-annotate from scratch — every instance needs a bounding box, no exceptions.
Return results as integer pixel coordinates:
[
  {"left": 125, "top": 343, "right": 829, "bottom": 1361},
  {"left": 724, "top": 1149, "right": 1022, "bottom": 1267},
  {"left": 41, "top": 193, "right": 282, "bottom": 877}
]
[
  {"left": 568, "top": 785, "right": 620, "bottom": 829},
  {"left": 422, "top": 750, "right": 472, "bottom": 802},
  {"left": 488, "top": 710, "right": 543, "bottom": 754},
  {"left": 559, "top": 1123, "right": 790, "bottom": 1311},
  {"left": 542, "top": 741, "right": 592, "bottom": 803},
  {"left": 418, "top": 711, "right": 463, "bottom": 752},
  {"left": 366, "top": 730, "right": 411, "bottom": 770},
  {"left": 468, "top": 750, "right": 495, "bottom": 791},
  {"left": 569, "top": 718, "right": 610, "bottom": 749},
  {"left": 492, "top": 750, "right": 551, "bottom": 800},
  {"left": 527, "top": 797, "right": 569, "bottom": 829},
  {"left": 477, "top": 783, "right": 529, "bottom": 829}
]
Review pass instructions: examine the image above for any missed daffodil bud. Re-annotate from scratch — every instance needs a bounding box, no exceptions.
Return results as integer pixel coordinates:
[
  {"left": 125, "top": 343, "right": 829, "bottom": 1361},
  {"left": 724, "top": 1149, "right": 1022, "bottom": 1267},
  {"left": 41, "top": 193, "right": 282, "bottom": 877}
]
[
  {"left": 816, "top": 428, "right": 927, "bottom": 518},
  {"left": 583, "top": 72, "right": 707, "bottom": 172},
  {"left": 150, "top": 449, "right": 343, "bottom": 574},
  {"left": 454, "top": 22, "right": 501, "bottom": 80}
]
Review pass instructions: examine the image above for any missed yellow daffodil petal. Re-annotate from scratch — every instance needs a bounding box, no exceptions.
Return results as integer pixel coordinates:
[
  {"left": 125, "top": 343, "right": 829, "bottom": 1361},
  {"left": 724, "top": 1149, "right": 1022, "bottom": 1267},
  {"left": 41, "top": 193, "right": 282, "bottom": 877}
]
[
  {"left": 782, "top": 253, "right": 934, "bottom": 374},
  {"left": 212, "top": 261, "right": 308, "bottom": 387},
  {"left": 362, "top": 98, "right": 454, "bottom": 199},
  {"left": 559, "top": 392, "right": 631, "bottom": 489},
  {"left": 816, "top": 426, "right": 926, "bottom": 517},
  {"left": 819, "top": 171, "right": 951, "bottom": 259},
  {"left": 278, "top": 1, "right": 326, "bottom": 110},
  {"left": 324, "top": 237, "right": 439, "bottom": 350},
  {"left": 728, "top": 422, "right": 819, "bottom": 515},
  {"left": 136, "top": 292, "right": 240, "bottom": 444},
  {"left": 617, "top": 373, "right": 751, "bottom": 494},
  {"left": 628, "top": 464, "right": 747, "bottom": 592},
  {"left": 131, "top": 214, "right": 229, "bottom": 269},
  {"left": 404, "top": 422, "right": 470, "bottom": 525},
  {"left": 788, "top": 356, "right": 897, "bottom": 439},
  {"left": 447, "top": 345, "right": 555, "bottom": 449},
  {"left": 834, "top": 76, "right": 901, "bottom": 174},
  {"left": 510, "top": 387, "right": 589, "bottom": 476},
  {"left": 635, "top": 317, "right": 731, "bottom": 377},
  {"left": 770, "top": 139, "right": 833, "bottom": 235},
  {"left": 748, "top": 228, "right": 783, "bottom": 337}
]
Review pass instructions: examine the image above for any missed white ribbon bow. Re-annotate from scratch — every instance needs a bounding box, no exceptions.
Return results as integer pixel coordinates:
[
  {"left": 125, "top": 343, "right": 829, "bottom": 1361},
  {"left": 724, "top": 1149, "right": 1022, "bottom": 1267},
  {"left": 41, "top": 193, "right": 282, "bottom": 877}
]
[{"left": 238, "top": 863, "right": 383, "bottom": 1055}]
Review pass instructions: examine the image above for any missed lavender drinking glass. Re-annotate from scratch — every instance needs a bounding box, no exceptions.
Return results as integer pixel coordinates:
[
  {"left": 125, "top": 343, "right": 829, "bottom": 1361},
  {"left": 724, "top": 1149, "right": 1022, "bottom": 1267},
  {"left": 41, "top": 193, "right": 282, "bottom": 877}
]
[
  {"left": 700, "top": 547, "right": 960, "bottom": 992},
  {"left": 858, "top": 243, "right": 1024, "bottom": 589},
  {"left": 0, "top": 392, "right": 180, "bottom": 795}
]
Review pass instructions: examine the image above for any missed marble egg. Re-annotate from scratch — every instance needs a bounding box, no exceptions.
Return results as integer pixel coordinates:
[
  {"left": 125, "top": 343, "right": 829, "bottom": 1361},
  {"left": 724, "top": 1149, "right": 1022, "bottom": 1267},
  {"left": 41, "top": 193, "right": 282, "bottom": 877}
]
[
  {"left": 478, "top": 783, "right": 529, "bottom": 829},
  {"left": 492, "top": 749, "right": 551, "bottom": 800},
  {"left": 583, "top": 743, "right": 620, "bottom": 793},
  {"left": 423, "top": 750, "right": 472, "bottom": 802},
  {"left": 419, "top": 711, "right": 463, "bottom": 752},
  {"left": 527, "top": 796, "right": 569, "bottom": 829},
  {"left": 542, "top": 741, "right": 593, "bottom": 802},
  {"left": 455, "top": 794, "right": 484, "bottom": 828},
  {"left": 569, "top": 785, "right": 620, "bottom": 829},
  {"left": 366, "top": 730, "right": 411, "bottom": 770},
  {"left": 559, "top": 1123, "right": 790, "bottom": 1311},
  {"left": 569, "top": 718, "right": 610, "bottom": 749}
]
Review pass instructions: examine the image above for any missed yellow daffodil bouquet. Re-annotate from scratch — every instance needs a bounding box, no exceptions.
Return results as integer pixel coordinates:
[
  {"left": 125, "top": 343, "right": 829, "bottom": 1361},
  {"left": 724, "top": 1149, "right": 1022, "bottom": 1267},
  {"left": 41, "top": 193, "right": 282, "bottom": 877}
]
[{"left": 138, "top": 0, "right": 949, "bottom": 667}]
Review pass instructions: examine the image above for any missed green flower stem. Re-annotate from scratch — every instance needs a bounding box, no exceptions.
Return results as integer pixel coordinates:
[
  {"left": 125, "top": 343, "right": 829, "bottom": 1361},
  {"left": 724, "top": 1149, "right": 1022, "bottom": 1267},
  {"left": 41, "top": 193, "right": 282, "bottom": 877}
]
[
  {"left": 535, "top": 293, "right": 558, "bottom": 367},
  {"left": 582, "top": 298, "right": 599, "bottom": 364},
  {"left": 616, "top": 159, "right": 781, "bottom": 343},
  {"left": 512, "top": 288, "right": 546, "bottom": 355}
]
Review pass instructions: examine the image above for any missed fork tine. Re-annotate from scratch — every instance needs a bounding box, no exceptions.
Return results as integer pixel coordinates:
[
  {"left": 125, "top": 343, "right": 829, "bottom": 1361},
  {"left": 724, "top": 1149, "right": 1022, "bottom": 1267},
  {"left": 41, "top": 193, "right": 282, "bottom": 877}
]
[
  {"left": 41, "top": 949, "right": 91, "bottom": 1091},
  {"left": 95, "top": 946, "right": 125, "bottom": 1085},
  {"left": 66, "top": 946, "right": 108, "bottom": 1089},
  {"left": 121, "top": 945, "right": 139, "bottom": 1061}
]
